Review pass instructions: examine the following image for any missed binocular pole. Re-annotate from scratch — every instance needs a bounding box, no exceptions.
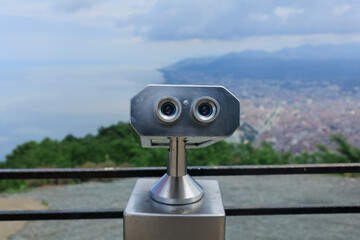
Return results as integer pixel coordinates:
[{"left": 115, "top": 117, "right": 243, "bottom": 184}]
[{"left": 149, "top": 137, "right": 204, "bottom": 205}]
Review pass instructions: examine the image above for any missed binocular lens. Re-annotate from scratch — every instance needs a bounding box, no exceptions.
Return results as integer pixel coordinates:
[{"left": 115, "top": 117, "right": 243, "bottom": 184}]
[
  {"left": 198, "top": 103, "right": 213, "bottom": 117},
  {"left": 156, "top": 97, "right": 182, "bottom": 123},
  {"left": 161, "top": 102, "right": 176, "bottom": 116},
  {"left": 192, "top": 97, "right": 219, "bottom": 123}
]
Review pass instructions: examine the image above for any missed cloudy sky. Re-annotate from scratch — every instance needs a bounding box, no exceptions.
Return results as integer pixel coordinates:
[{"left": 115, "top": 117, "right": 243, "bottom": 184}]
[{"left": 1, "top": 0, "right": 360, "bottom": 160}]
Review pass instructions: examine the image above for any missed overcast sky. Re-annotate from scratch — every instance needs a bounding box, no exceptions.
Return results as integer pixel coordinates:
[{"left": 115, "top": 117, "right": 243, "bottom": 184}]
[
  {"left": 1, "top": 0, "right": 360, "bottom": 160},
  {"left": 1, "top": 0, "right": 360, "bottom": 62}
]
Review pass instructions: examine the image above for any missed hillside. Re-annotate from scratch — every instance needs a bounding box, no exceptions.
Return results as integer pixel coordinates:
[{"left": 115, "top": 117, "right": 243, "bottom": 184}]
[
  {"left": 1, "top": 122, "right": 360, "bottom": 192},
  {"left": 160, "top": 43, "right": 360, "bottom": 89}
]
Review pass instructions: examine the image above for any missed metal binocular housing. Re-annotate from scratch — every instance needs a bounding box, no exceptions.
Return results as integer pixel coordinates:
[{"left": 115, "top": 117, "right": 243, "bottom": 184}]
[
  {"left": 125, "top": 85, "right": 240, "bottom": 240},
  {"left": 130, "top": 84, "right": 240, "bottom": 205},
  {"left": 131, "top": 84, "right": 240, "bottom": 149}
]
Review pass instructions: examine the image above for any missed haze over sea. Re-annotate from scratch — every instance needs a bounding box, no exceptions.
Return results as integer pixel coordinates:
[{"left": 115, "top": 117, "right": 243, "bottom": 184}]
[
  {"left": 2, "top": 0, "right": 360, "bottom": 160},
  {"left": 0, "top": 62, "right": 165, "bottom": 161}
]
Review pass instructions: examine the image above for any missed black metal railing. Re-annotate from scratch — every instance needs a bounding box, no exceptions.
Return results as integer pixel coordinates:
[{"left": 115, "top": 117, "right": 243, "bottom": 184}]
[{"left": 1, "top": 163, "right": 360, "bottom": 221}]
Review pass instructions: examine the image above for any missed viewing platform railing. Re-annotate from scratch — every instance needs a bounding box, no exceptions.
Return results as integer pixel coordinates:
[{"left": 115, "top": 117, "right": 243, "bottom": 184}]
[{"left": 1, "top": 163, "right": 360, "bottom": 221}]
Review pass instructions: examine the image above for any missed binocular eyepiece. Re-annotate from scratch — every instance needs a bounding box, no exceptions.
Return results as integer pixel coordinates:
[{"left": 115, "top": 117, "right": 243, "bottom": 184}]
[
  {"left": 156, "top": 96, "right": 220, "bottom": 124},
  {"left": 156, "top": 96, "right": 182, "bottom": 123}
]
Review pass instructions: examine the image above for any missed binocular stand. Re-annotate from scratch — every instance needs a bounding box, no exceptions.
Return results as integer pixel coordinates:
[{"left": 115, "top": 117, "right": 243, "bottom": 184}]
[{"left": 124, "top": 137, "right": 225, "bottom": 240}]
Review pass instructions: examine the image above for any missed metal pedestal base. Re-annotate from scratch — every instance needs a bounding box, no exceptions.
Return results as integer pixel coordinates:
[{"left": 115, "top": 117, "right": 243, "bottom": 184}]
[
  {"left": 149, "top": 173, "right": 204, "bottom": 205},
  {"left": 124, "top": 179, "right": 225, "bottom": 240}
]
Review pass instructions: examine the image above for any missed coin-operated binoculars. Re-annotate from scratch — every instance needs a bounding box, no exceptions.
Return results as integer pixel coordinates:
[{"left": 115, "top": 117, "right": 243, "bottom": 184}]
[{"left": 124, "top": 85, "right": 240, "bottom": 240}]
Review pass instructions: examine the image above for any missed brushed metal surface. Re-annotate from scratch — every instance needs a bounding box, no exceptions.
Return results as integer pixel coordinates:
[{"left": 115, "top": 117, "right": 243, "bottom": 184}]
[
  {"left": 124, "top": 179, "right": 225, "bottom": 240},
  {"left": 167, "top": 137, "right": 187, "bottom": 177},
  {"left": 149, "top": 173, "right": 204, "bottom": 205},
  {"left": 150, "top": 137, "right": 204, "bottom": 205},
  {"left": 130, "top": 84, "right": 240, "bottom": 149}
]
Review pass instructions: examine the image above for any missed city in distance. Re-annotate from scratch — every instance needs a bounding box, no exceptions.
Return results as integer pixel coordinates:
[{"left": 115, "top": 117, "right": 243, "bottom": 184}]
[{"left": 161, "top": 43, "right": 360, "bottom": 153}]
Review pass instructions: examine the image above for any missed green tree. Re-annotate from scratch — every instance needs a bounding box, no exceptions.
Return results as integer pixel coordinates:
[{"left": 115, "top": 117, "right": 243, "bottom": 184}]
[{"left": 2, "top": 122, "right": 360, "bottom": 193}]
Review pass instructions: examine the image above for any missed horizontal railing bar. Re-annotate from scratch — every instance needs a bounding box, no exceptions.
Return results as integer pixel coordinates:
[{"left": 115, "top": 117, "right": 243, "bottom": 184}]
[
  {"left": 225, "top": 204, "right": 360, "bottom": 216},
  {"left": 0, "top": 209, "right": 123, "bottom": 221},
  {"left": 1, "top": 163, "right": 360, "bottom": 179},
  {"left": 0, "top": 167, "right": 163, "bottom": 179},
  {"left": 1, "top": 204, "right": 360, "bottom": 221},
  {"left": 190, "top": 163, "right": 360, "bottom": 176}
]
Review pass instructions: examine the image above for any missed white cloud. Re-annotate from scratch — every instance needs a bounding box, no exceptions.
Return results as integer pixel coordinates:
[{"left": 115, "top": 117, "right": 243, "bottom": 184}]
[
  {"left": 0, "top": 0, "right": 156, "bottom": 30},
  {"left": 1, "top": 0, "right": 360, "bottom": 41},
  {"left": 273, "top": 7, "right": 303, "bottom": 19},
  {"left": 332, "top": 5, "right": 351, "bottom": 15},
  {"left": 120, "top": 0, "right": 360, "bottom": 40}
]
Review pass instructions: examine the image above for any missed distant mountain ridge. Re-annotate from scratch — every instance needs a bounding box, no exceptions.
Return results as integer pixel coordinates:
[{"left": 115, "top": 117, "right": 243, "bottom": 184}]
[
  {"left": 160, "top": 43, "right": 360, "bottom": 87},
  {"left": 224, "top": 43, "right": 360, "bottom": 60}
]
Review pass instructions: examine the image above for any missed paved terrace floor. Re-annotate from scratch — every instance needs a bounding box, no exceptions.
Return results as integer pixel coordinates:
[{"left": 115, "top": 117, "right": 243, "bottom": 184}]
[{"left": 2, "top": 174, "right": 360, "bottom": 240}]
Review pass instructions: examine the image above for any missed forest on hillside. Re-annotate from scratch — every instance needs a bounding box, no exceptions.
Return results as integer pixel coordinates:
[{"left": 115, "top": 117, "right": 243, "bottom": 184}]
[{"left": 1, "top": 122, "right": 359, "bottom": 192}]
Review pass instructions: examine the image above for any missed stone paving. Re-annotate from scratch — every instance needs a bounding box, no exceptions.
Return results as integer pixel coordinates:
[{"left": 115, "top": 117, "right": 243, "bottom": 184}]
[{"left": 7, "top": 175, "right": 360, "bottom": 240}]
